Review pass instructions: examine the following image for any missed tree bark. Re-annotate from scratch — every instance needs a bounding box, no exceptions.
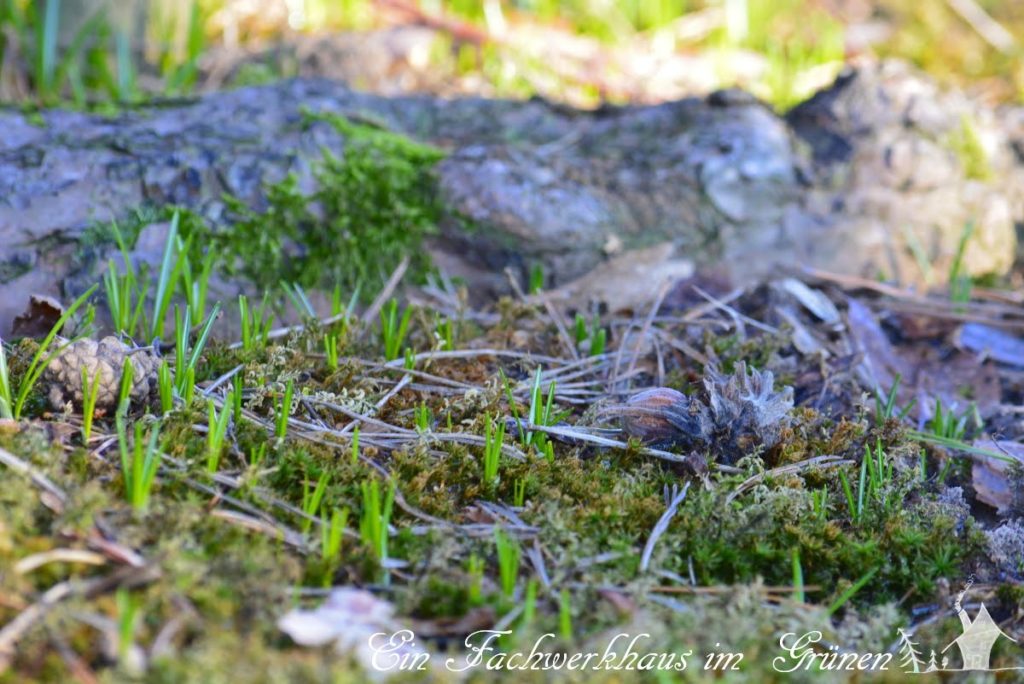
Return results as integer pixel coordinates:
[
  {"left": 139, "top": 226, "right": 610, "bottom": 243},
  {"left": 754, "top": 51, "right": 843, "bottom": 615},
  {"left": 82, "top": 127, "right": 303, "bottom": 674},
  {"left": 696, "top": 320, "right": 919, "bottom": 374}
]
[{"left": 0, "top": 60, "right": 1021, "bottom": 333}]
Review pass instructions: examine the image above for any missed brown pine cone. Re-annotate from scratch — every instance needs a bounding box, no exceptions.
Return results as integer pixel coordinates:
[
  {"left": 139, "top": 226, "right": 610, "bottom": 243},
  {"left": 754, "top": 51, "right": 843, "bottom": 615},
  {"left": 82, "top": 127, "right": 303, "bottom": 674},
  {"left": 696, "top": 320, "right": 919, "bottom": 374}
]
[{"left": 43, "top": 337, "right": 160, "bottom": 413}]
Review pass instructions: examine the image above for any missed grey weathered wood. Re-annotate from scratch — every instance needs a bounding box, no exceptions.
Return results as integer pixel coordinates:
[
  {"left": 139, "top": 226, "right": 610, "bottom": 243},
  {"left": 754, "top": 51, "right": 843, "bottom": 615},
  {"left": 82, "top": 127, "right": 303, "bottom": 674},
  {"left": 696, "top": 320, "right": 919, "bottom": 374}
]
[{"left": 0, "top": 60, "right": 1021, "bottom": 333}]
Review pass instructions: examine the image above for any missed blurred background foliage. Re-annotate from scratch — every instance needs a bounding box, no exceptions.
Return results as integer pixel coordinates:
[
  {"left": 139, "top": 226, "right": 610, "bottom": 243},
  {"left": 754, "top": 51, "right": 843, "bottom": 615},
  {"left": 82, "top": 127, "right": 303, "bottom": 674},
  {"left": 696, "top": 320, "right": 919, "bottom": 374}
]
[{"left": 0, "top": 0, "right": 1021, "bottom": 110}]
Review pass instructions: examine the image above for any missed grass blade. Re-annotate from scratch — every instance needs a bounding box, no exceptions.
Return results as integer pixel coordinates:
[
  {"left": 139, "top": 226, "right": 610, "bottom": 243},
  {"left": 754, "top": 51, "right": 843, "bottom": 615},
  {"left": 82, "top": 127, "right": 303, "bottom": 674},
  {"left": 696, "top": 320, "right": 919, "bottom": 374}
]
[
  {"left": 827, "top": 566, "right": 879, "bottom": 615},
  {"left": 14, "top": 285, "right": 97, "bottom": 419},
  {"left": 150, "top": 211, "right": 181, "bottom": 341}
]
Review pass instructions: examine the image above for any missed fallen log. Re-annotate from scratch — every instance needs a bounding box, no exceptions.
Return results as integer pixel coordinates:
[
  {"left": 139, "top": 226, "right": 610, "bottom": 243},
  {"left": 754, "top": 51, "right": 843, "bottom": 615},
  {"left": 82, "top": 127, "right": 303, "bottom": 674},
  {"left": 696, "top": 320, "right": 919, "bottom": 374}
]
[{"left": 0, "top": 60, "right": 1021, "bottom": 332}]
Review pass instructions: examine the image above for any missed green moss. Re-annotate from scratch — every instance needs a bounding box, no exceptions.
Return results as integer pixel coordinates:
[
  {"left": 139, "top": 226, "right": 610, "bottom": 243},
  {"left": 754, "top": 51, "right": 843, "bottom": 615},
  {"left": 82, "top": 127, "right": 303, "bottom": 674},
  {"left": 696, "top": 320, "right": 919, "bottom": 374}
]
[
  {"left": 217, "top": 112, "right": 445, "bottom": 298},
  {"left": 229, "top": 62, "right": 284, "bottom": 89},
  {"left": 945, "top": 114, "right": 992, "bottom": 181},
  {"left": 3, "top": 266, "right": 1016, "bottom": 681},
  {"left": 76, "top": 114, "right": 446, "bottom": 307}
]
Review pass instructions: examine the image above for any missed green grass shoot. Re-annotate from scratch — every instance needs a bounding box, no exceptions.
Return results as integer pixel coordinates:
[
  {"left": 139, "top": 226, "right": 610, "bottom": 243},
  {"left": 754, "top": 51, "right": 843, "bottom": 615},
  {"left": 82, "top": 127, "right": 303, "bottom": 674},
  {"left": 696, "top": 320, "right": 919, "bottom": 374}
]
[
  {"left": 117, "top": 415, "right": 162, "bottom": 511},
  {"left": 827, "top": 566, "right": 880, "bottom": 616},
  {"left": 482, "top": 413, "right": 505, "bottom": 487},
  {"left": 274, "top": 379, "right": 294, "bottom": 440},
  {"left": 301, "top": 469, "right": 329, "bottom": 535},
  {"left": 467, "top": 553, "right": 484, "bottom": 606},
  {"left": 513, "top": 477, "right": 526, "bottom": 507},
  {"left": 239, "top": 293, "right": 275, "bottom": 352},
  {"left": 320, "top": 507, "right": 348, "bottom": 562},
  {"left": 0, "top": 340, "right": 12, "bottom": 420},
  {"left": 558, "top": 589, "right": 573, "bottom": 641},
  {"left": 149, "top": 211, "right": 186, "bottom": 342},
  {"left": 494, "top": 527, "right": 520, "bottom": 599},
  {"left": 157, "top": 361, "right": 173, "bottom": 414},
  {"left": 350, "top": 426, "right": 360, "bottom": 466},
  {"left": 414, "top": 402, "right": 431, "bottom": 433},
  {"left": 324, "top": 332, "right": 339, "bottom": 371},
  {"left": 116, "top": 357, "right": 134, "bottom": 416},
  {"left": 359, "top": 478, "right": 395, "bottom": 565},
  {"left": 379, "top": 298, "right": 413, "bottom": 361},
  {"left": 7, "top": 285, "right": 97, "bottom": 420},
  {"left": 80, "top": 367, "right": 101, "bottom": 442},
  {"left": 206, "top": 390, "right": 233, "bottom": 473}
]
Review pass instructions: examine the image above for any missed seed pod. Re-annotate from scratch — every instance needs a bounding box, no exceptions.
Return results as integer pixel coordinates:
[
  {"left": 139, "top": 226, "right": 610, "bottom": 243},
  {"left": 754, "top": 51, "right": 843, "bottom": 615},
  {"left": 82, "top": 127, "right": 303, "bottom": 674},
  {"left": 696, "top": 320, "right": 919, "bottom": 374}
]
[
  {"left": 612, "top": 363, "right": 793, "bottom": 462},
  {"left": 620, "top": 387, "right": 694, "bottom": 445}
]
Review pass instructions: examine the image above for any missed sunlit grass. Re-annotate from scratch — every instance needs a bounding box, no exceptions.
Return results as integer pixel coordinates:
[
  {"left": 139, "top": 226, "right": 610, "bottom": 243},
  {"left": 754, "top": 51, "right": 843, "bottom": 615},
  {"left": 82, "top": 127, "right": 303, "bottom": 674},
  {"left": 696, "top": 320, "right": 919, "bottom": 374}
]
[{"left": 6, "top": 0, "right": 1022, "bottom": 109}]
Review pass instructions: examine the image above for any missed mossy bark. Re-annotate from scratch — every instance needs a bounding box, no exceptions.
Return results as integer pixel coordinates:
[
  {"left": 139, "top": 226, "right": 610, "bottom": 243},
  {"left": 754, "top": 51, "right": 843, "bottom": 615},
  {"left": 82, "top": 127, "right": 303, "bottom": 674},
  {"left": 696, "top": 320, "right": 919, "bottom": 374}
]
[{"left": 1, "top": 60, "right": 1022, "bottom": 332}]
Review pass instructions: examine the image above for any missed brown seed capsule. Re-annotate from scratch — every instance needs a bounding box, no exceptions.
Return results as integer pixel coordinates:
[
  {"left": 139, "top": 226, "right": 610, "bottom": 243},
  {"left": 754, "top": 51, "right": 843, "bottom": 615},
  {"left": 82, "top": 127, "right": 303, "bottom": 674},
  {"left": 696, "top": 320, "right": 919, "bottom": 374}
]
[
  {"left": 620, "top": 387, "right": 692, "bottom": 445},
  {"left": 611, "top": 363, "right": 793, "bottom": 462}
]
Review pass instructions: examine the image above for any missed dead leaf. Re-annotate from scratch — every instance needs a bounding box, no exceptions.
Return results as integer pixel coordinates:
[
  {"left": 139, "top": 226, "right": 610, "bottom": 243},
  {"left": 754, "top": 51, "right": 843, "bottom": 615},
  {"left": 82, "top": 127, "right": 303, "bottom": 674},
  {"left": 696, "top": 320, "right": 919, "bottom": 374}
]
[
  {"left": 462, "top": 505, "right": 497, "bottom": 525},
  {"left": 11, "top": 295, "right": 64, "bottom": 338},
  {"left": 971, "top": 439, "right": 1024, "bottom": 514},
  {"left": 278, "top": 587, "right": 429, "bottom": 680},
  {"left": 662, "top": 269, "right": 734, "bottom": 312},
  {"left": 956, "top": 323, "right": 1024, "bottom": 367},
  {"left": 537, "top": 243, "right": 694, "bottom": 314},
  {"left": 775, "top": 306, "right": 827, "bottom": 356},
  {"left": 846, "top": 298, "right": 1000, "bottom": 422},
  {"left": 777, "top": 278, "right": 841, "bottom": 326},
  {"left": 846, "top": 298, "right": 906, "bottom": 391},
  {"left": 597, "top": 588, "right": 635, "bottom": 615}
]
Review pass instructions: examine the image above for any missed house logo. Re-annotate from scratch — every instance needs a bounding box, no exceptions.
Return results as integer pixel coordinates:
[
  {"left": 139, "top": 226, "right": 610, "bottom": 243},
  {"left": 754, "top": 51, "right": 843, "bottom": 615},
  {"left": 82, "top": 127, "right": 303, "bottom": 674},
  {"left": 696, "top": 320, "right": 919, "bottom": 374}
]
[
  {"left": 897, "top": 577, "right": 1021, "bottom": 674},
  {"left": 941, "top": 603, "right": 1016, "bottom": 671}
]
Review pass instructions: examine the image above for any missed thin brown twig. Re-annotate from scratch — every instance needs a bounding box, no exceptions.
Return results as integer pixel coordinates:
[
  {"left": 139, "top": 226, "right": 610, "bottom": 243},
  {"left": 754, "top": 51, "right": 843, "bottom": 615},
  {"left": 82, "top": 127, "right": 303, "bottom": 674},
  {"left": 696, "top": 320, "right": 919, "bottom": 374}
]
[
  {"left": 351, "top": 358, "right": 478, "bottom": 390},
  {"left": 726, "top": 455, "right": 852, "bottom": 504},
  {"left": 945, "top": 0, "right": 1015, "bottom": 53},
  {"left": 0, "top": 564, "right": 159, "bottom": 672},
  {"left": 0, "top": 446, "right": 67, "bottom": 513},
  {"left": 540, "top": 295, "right": 580, "bottom": 361},
  {"left": 623, "top": 279, "right": 673, "bottom": 388},
  {"left": 649, "top": 584, "right": 821, "bottom": 595},
  {"left": 522, "top": 421, "right": 738, "bottom": 472},
  {"left": 210, "top": 509, "right": 312, "bottom": 549},
  {"left": 384, "top": 348, "right": 572, "bottom": 369},
  {"left": 338, "top": 374, "right": 413, "bottom": 435},
  {"left": 48, "top": 629, "right": 99, "bottom": 684},
  {"left": 361, "top": 256, "right": 411, "bottom": 325}
]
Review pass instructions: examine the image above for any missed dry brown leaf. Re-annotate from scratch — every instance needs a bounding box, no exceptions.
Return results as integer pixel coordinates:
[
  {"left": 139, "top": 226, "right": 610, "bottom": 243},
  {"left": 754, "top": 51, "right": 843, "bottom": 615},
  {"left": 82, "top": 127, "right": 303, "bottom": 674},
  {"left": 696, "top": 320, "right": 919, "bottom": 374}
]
[
  {"left": 971, "top": 439, "right": 1024, "bottom": 514},
  {"left": 846, "top": 298, "right": 1000, "bottom": 421},
  {"left": 10, "top": 295, "right": 63, "bottom": 338}
]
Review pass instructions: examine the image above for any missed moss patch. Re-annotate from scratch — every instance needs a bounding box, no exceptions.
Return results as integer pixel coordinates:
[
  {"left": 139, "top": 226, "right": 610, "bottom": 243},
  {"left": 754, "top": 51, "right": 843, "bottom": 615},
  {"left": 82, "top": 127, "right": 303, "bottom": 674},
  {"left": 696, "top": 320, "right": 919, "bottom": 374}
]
[
  {"left": 217, "top": 113, "right": 445, "bottom": 296},
  {"left": 78, "top": 114, "right": 446, "bottom": 303},
  {"left": 3, "top": 246, "right": 1019, "bottom": 680}
]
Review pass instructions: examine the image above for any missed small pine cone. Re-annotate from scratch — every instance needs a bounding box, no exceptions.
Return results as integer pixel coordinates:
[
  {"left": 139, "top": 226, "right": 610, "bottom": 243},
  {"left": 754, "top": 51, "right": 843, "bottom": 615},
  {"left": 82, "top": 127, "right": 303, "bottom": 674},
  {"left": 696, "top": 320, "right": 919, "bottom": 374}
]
[{"left": 43, "top": 337, "right": 160, "bottom": 412}]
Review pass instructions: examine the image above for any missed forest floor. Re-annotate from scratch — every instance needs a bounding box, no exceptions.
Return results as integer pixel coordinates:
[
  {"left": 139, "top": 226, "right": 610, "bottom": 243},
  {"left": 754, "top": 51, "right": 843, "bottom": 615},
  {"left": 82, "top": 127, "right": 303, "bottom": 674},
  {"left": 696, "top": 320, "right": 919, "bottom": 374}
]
[
  {"left": 2, "top": 237, "right": 1024, "bottom": 681},
  {"left": 2, "top": 3, "right": 1024, "bottom": 678}
]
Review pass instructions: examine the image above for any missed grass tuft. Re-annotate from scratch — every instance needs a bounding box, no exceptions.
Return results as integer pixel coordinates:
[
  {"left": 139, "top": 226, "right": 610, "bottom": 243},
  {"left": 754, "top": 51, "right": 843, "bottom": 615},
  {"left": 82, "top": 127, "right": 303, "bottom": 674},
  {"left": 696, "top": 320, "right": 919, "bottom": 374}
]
[{"left": 116, "top": 415, "right": 162, "bottom": 511}]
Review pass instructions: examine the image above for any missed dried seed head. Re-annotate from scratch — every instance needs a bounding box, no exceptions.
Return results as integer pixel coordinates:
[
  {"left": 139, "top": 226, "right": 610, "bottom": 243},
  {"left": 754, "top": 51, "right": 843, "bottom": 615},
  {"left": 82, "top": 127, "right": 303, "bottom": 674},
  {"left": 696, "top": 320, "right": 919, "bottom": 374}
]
[
  {"left": 619, "top": 387, "right": 694, "bottom": 445},
  {"left": 612, "top": 362, "right": 794, "bottom": 463},
  {"left": 700, "top": 361, "right": 793, "bottom": 458}
]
